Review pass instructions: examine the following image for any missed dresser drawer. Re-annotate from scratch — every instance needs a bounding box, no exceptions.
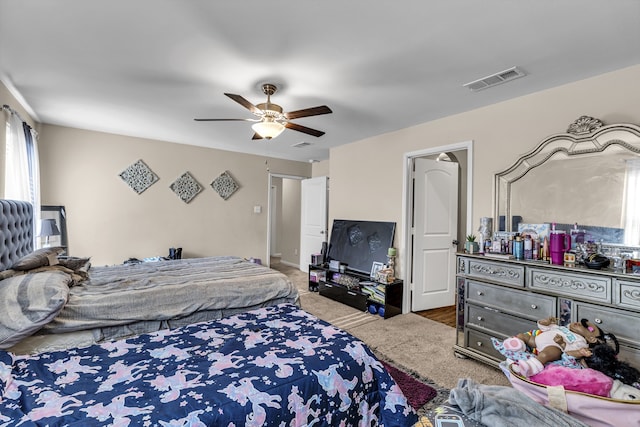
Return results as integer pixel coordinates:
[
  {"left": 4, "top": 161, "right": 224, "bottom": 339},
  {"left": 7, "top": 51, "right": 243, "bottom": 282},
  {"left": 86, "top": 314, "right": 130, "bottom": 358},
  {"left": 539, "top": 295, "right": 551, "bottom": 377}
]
[
  {"left": 528, "top": 267, "right": 611, "bottom": 303},
  {"left": 465, "top": 328, "right": 505, "bottom": 362},
  {"left": 618, "top": 345, "right": 640, "bottom": 370},
  {"left": 615, "top": 278, "right": 640, "bottom": 310},
  {"left": 466, "top": 304, "right": 539, "bottom": 336},
  {"left": 462, "top": 258, "right": 525, "bottom": 288},
  {"left": 466, "top": 280, "right": 556, "bottom": 321},
  {"left": 575, "top": 303, "right": 640, "bottom": 347}
]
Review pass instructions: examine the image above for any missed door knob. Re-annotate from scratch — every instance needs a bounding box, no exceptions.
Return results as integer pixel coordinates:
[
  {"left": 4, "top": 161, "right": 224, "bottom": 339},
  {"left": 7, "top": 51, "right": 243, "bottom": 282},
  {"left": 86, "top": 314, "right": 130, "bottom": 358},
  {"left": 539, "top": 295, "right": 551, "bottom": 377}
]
[{"left": 452, "top": 239, "right": 459, "bottom": 245}]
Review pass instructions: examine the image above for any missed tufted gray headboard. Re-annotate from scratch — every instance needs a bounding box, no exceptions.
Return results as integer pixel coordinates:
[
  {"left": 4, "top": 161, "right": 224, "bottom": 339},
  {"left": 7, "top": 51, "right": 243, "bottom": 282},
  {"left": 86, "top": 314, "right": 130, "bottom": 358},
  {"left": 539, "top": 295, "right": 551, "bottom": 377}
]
[{"left": 0, "top": 199, "right": 33, "bottom": 270}]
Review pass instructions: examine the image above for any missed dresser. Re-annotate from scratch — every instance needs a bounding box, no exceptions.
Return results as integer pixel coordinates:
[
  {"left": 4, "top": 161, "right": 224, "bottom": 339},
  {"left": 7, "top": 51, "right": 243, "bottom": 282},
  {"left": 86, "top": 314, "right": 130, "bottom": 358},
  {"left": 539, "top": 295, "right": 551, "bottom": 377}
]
[{"left": 455, "top": 254, "right": 640, "bottom": 369}]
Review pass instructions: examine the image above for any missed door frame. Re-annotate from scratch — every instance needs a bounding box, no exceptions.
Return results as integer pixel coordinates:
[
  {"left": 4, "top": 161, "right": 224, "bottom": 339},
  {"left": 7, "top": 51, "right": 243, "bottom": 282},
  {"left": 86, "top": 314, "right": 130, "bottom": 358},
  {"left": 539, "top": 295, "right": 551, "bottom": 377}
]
[
  {"left": 401, "top": 140, "right": 474, "bottom": 313},
  {"left": 266, "top": 173, "right": 308, "bottom": 268}
]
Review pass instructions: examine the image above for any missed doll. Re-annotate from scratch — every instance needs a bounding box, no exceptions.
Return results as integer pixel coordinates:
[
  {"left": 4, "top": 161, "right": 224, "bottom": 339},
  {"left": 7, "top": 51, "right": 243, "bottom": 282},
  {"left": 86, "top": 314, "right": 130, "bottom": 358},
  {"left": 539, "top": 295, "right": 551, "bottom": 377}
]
[
  {"left": 583, "top": 333, "right": 640, "bottom": 388},
  {"left": 504, "top": 317, "right": 601, "bottom": 376}
]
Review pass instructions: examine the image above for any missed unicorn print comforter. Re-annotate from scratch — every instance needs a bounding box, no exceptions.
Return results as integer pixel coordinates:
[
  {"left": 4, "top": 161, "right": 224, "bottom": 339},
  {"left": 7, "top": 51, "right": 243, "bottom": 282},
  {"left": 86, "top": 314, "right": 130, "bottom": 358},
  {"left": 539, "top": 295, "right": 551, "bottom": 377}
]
[{"left": 0, "top": 303, "right": 417, "bottom": 426}]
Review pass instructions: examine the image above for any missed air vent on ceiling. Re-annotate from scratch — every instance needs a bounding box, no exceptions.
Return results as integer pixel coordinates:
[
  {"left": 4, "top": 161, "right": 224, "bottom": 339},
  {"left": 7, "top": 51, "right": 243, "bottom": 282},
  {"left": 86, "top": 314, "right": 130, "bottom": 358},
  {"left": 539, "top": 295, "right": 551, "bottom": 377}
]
[
  {"left": 463, "top": 66, "right": 526, "bottom": 92},
  {"left": 291, "top": 141, "right": 312, "bottom": 148}
]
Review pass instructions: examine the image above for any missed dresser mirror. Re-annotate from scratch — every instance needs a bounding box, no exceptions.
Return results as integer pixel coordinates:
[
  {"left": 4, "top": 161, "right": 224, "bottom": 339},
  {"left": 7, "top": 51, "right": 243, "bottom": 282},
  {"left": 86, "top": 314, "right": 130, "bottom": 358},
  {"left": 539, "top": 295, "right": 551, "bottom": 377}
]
[{"left": 494, "top": 116, "right": 640, "bottom": 248}]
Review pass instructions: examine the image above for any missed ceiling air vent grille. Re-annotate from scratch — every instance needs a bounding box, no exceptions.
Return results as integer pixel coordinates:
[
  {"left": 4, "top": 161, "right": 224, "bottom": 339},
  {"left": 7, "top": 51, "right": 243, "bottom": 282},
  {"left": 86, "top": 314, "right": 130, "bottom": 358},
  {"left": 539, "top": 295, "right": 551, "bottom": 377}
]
[
  {"left": 291, "top": 141, "right": 312, "bottom": 148},
  {"left": 463, "top": 66, "right": 526, "bottom": 92}
]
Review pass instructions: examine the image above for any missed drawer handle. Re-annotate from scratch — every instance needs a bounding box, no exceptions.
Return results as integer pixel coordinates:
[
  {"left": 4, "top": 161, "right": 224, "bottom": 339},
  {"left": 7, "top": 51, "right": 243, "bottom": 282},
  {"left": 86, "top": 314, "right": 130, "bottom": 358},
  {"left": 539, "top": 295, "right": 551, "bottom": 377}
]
[
  {"left": 477, "top": 316, "right": 483, "bottom": 321},
  {"left": 477, "top": 291, "right": 484, "bottom": 296},
  {"left": 325, "top": 283, "right": 333, "bottom": 288},
  {"left": 347, "top": 291, "right": 356, "bottom": 296},
  {"left": 476, "top": 341, "right": 483, "bottom": 347},
  {"left": 531, "top": 304, "right": 538, "bottom": 310},
  {"left": 594, "top": 318, "right": 602, "bottom": 324}
]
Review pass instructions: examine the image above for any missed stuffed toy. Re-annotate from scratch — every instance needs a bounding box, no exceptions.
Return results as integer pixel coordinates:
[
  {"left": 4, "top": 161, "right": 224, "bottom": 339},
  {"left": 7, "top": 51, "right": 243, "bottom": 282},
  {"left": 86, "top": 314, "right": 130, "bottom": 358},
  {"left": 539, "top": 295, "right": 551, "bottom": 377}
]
[
  {"left": 502, "top": 317, "right": 640, "bottom": 389},
  {"left": 503, "top": 317, "right": 602, "bottom": 376}
]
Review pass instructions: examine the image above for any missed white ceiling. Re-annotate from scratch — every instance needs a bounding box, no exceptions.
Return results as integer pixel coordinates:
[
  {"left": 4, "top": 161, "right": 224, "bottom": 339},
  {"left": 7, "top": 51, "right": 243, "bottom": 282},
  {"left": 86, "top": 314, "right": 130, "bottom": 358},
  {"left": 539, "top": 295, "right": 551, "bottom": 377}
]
[{"left": 1, "top": 1, "right": 639, "bottom": 162}]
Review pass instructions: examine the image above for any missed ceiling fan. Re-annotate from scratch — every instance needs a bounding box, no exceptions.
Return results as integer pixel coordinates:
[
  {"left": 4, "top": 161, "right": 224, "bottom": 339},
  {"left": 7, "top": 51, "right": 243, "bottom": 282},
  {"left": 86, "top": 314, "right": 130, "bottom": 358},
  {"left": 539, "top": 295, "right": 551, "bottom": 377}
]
[{"left": 194, "top": 83, "right": 332, "bottom": 140}]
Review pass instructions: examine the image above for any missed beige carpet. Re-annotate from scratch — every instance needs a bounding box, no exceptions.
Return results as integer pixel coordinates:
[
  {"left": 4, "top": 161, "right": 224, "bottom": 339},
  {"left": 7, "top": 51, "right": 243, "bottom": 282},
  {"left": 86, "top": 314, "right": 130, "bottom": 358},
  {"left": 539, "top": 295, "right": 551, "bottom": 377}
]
[{"left": 273, "top": 260, "right": 511, "bottom": 391}]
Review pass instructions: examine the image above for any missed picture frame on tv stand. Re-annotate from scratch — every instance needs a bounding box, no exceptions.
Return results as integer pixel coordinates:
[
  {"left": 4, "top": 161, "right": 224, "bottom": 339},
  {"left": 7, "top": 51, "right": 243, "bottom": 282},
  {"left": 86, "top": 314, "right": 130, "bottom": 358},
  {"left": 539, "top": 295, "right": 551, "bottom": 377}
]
[{"left": 370, "top": 261, "right": 384, "bottom": 279}]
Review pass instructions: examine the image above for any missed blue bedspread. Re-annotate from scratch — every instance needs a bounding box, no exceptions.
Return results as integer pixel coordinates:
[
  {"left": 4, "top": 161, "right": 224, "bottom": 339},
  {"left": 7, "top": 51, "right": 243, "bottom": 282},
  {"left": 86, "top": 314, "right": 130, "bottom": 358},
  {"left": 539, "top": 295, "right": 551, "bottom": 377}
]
[{"left": 0, "top": 303, "right": 417, "bottom": 426}]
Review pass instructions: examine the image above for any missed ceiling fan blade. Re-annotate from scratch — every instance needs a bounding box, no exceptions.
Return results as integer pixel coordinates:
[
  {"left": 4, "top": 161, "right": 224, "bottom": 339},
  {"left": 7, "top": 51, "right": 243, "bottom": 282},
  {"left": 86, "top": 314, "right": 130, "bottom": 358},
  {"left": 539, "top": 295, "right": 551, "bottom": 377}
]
[
  {"left": 284, "top": 105, "right": 332, "bottom": 120},
  {"left": 251, "top": 133, "right": 263, "bottom": 140},
  {"left": 194, "top": 118, "right": 256, "bottom": 122},
  {"left": 285, "top": 122, "right": 325, "bottom": 137},
  {"left": 193, "top": 119, "right": 260, "bottom": 122},
  {"left": 224, "top": 93, "right": 263, "bottom": 115}
]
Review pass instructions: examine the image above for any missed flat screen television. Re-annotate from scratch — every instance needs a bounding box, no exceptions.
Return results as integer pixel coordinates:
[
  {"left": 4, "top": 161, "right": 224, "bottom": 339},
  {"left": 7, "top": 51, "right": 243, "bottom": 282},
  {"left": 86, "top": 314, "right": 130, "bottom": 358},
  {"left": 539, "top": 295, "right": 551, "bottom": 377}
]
[{"left": 326, "top": 219, "right": 396, "bottom": 275}]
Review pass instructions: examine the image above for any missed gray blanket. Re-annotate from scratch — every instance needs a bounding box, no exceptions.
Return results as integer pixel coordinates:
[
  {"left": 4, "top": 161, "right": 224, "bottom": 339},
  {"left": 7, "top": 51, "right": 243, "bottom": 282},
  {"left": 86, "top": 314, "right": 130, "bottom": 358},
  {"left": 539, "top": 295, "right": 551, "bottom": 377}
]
[
  {"left": 42, "top": 256, "right": 299, "bottom": 334},
  {"left": 449, "top": 378, "right": 589, "bottom": 427}
]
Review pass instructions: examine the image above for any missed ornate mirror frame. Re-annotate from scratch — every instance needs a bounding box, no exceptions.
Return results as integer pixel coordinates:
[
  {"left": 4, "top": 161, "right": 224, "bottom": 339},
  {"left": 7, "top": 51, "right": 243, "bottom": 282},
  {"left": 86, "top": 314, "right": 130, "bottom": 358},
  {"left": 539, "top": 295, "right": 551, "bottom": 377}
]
[{"left": 494, "top": 116, "right": 640, "bottom": 245}]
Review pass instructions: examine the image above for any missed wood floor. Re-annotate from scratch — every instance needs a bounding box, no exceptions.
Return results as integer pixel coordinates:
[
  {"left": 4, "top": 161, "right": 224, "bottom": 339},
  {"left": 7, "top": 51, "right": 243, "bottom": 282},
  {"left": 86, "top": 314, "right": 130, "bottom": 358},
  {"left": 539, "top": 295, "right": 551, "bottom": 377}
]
[{"left": 414, "top": 305, "right": 457, "bottom": 328}]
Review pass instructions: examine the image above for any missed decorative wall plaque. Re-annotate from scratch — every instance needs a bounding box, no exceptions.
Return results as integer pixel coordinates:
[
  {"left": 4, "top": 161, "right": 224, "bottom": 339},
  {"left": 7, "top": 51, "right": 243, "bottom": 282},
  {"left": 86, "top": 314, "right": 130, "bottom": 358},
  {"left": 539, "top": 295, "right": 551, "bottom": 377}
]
[
  {"left": 119, "top": 159, "right": 159, "bottom": 194},
  {"left": 170, "top": 172, "right": 203, "bottom": 204},
  {"left": 211, "top": 171, "right": 239, "bottom": 200}
]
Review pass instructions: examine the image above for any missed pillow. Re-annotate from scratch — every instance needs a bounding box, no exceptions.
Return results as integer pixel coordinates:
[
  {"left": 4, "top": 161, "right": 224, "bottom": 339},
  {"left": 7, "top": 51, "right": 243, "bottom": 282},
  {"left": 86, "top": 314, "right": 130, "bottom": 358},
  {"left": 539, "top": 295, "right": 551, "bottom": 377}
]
[
  {"left": 11, "top": 247, "right": 65, "bottom": 271},
  {"left": 57, "top": 257, "right": 91, "bottom": 281},
  {"left": 530, "top": 364, "right": 613, "bottom": 397},
  {"left": 57, "top": 256, "right": 91, "bottom": 272},
  {"left": 0, "top": 269, "right": 20, "bottom": 280},
  {"left": 0, "top": 270, "right": 70, "bottom": 349}
]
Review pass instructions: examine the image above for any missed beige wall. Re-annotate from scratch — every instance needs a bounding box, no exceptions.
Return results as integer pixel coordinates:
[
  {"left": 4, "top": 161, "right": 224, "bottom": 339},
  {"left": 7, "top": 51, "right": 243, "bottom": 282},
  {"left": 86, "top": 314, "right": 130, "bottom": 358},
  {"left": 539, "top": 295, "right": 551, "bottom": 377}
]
[
  {"left": 36, "top": 124, "right": 310, "bottom": 265},
  {"left": 329, "top": 65, "right": 640, "bottom": 276},
  {"left": 311, "top": 160, "right": 330, "bottom": 178}
]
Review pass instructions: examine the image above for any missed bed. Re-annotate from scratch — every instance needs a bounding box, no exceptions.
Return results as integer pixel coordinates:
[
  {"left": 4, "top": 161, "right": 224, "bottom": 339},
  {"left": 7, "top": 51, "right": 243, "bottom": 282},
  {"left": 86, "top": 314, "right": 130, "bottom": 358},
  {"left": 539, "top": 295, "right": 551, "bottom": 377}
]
[
  {"left": 0, "top": 199, "right": 298, "bottom": 354},
  {"left": 0, "top": 303, "right": 419, "bottom": 426}
]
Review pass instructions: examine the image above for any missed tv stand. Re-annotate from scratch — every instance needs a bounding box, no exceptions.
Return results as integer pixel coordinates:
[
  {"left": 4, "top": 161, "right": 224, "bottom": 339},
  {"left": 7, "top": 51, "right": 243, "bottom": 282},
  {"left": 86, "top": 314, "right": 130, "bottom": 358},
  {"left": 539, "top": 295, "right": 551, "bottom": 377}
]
[{"left": 308, "top": 264, "right": 403, "bottom": 319}]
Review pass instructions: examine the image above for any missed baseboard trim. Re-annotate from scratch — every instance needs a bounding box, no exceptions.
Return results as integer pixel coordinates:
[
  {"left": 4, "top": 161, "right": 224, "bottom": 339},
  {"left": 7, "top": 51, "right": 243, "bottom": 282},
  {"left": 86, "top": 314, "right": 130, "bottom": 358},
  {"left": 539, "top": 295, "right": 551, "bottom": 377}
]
[{"left": 279, "top": 260, "right": 299, "bottom": 269}]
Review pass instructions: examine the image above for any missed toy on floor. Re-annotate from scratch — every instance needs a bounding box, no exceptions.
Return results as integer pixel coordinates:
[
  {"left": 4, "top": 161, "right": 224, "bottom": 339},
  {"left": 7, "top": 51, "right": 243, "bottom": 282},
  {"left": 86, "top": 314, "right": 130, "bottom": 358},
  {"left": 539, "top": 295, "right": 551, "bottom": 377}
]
[
  {"left": 583, "top": 333, "right": 640, "bottom": 388},
  {"left": 503, "top": 317, "right": 640, "bottom": 389},
  {"left": 504, "top": 317, "right": 597, "bottom": 376}
]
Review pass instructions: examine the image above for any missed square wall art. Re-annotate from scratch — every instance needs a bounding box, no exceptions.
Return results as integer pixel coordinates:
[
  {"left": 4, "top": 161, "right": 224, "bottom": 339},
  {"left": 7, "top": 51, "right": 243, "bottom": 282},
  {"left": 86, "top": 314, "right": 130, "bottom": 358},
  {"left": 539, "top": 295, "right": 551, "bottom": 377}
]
[
  {"left": 170, "top": 172, "right": 203, "bottom": 203},
  {"left": 119, "top": 159, "right": 159, "bottom": 194},
  {"left": 211, "top": 171, "right": 239, "bottom": 200}
]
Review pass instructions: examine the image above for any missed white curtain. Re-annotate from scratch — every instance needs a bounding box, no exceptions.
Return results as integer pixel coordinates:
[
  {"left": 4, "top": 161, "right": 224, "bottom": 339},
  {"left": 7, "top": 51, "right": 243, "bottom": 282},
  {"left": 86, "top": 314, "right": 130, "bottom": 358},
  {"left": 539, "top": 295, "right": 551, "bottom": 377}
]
[
  {"left": 4, "top": 111, "right": 31, "bottom": 200},
  {"left": 26, "top": 125, "right": 42, "bottom": 242},
  {"left": 4, "top": 107, "right": 41, "bottom": 246},
  {"left": 622, "top": 158, "right": 640, "bottom": 246}
]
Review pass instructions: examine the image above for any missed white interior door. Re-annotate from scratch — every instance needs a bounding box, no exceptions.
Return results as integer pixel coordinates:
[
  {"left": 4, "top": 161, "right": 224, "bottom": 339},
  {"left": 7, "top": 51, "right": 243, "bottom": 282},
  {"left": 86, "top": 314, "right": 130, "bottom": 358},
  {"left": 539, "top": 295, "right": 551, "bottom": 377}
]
[
  {"left": 300, "top": 176, "right": 328, "bottom": 273},
  {"left": 412, "top": 158, "right": 459, "bottom": 311}
]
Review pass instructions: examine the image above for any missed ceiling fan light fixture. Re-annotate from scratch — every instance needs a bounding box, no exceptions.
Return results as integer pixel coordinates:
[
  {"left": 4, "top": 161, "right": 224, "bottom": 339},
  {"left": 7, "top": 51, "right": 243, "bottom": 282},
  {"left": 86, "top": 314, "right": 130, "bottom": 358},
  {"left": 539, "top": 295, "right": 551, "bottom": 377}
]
[{"left": 252, "top": 120, "right": 285, "bottom": 139}]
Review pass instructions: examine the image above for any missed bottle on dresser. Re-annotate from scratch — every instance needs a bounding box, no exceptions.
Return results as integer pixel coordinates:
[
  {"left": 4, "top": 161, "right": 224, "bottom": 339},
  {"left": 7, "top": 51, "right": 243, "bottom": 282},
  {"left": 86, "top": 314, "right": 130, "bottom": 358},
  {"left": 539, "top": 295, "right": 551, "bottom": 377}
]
[
  {"left": 524, "top": 235, "right": 533, "bottom": 260},
  {"left": 513, "top": 233, "right": 524, "bottom": 260}
]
